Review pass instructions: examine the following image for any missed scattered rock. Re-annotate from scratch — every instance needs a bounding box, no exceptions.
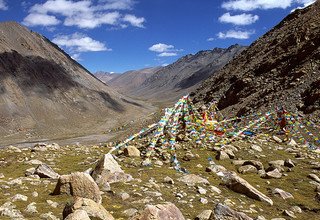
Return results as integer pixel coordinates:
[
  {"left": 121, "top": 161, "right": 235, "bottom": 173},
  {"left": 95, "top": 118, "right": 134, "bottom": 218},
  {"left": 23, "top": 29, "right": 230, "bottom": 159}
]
[
  {"left": 243, "top": 160, "right": 264, "bottom": 170},
  {"left": 209, "top": 186, "right": 222, "bottom": 194},
  {"left": 308, "top": 174, "right": 320, "bottom": 183},
  {"left": 141, "top": 158, "right": 152, "bottom": 166},
  {"left": 200, "top": 198, "right": 208, "bottom": 204},
  {"left": 123, "top": 208, "right": 138, "bottom": 217},
  {"left": 290, "top": 206, "right": 302, "bottom": 214},
  {"left": 178, "top": 174, "right": 209, "bottom": 186},
  {"left": 0, "top": 173, "right": 4, "bottom": 178},
  {"left": 284, "top": 159, "right": 295, "bottom": 168},
  {"left": 65, "top": 209, "right": 91, "bottom": 220},
  {"left": 25, "top": 202, "right": 38, "bottom": 214},
  {"left": 35, "top": 164, "right": 60, "bottom": 179},
  {"left": 216, "top": 151, "right": 230, "bottom": 160},
  {"left": 211, "top": 203, "right": 253, "bottom": 220},
  {"left": 119, "top": 192, "right": 130, "bottom": 200},
  {"left": 198, "top": 186, "right": 207, "bottom": 195},
  {"left": 218, "top": 171, "right": 273, "bottom": 205},
  {"left": 273, "top": 136, "right": 282, "bottom": 143},
  {"left": 283, "top": 210, "right": 296, "bottom": 218},
  {"left": 164, "top": 176, "right": 174, "bottom": 184},
  {"left": 26, "top": 159, "right": 43, "bottom": 165},
  {"left": 40, "top": 212, "right": 59, "bottom": 220},
  {"left": 124, "top": 146, "right": 141, "bottom": 157},
  {"left": 63, "top": 197, "right": 114, "bottom": 220},
  {"left": 238, "top": 165, "right": 258, "bottom": 174},
  {"left": 0, "top": 202, "right": 24, "bottom": 219},
  {"left": 47, "top": 200, "right": 59, "bottom": 208},
  {"left": 91, "top": 153, "right": 133, "bottom": 187},
  {"left": 264, "top": 168, "right": 282, "bottom": 179},
  {"left": 52, "top": 172, "right": 102, "bottom": 204},
  {"left": 195, "top": 209, "right": 212, "bottom": 220},
  {"left": 25, "top": 167, "right": 36, "bottom": 176},
  {"left": 11, "top": 194, "right": 28, "bottom": 202},
  {"left": 251, "top": 144, "right": 263, "bottom": 152},
  {"left": 130, "top": 202, "right": 185, "bottom": 220},
  {"left": 272, "top": 188, "right": 294, "bottom": 200},
  {"left": 268, "top": 160, "right": 285, "bottom": 167}
]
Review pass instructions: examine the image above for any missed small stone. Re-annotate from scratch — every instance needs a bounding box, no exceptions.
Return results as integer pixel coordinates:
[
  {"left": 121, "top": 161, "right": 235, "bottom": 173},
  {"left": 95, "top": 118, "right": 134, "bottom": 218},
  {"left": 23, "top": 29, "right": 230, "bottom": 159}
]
[
  {"left": 0, "top": 202, "right": 24, "bottom": 219},
  {"left": 11, "top": 194, "right": 28, "bottom": 202},
  {"left": 308, "top": 174, "right": 320, "bottom": 183},
  {"left": 47, "top": 200, "right": 59, "bottom": 208},
  {"left": 154, "top": 160, "right": 163, "bottom": 166},
  {"left": 141, "top": 158, "right": 152, "bottom": 166},
  {"left": 272, "top": 188, "right": 294, "bottom": 200},
  {"left": 212, "top": 203, "right": 253, "bottom": 220},
  {"left": 264, "top": 168, "right": 282, "bottom": 179},
  {"left": 238, "top": 165, "right": 258, "bottom": 174},
  {"left": 32, "top": 192, "right": 38, "bottom": 197},
  {"left": 251, "top": 144, "right": 263, "bottom": 152},
  {"left": 290, "top": 206, "right": 302, "bottom": 213},
  {"left": 65, "top": 209, "right": 90, "bottom": 220},
  {"left": 195, "top": 209, "right": 212, "bottom": 220},
  {"left": 25, "top": 202, "right": 38, "bottom": 214},
  {"left": 120, "top": 192, "right": 130, "bottom": 200},
  {"left": 40, "top": 212, "right": 59, "bottom": 220},
  {"left": 178, "top": 174, "right": 209, "bottom": 186},
  {"left": 0, "top": 173, "right": 4, "bottom": 178},
  {"left": 284, "top": 159, "right": 295, "bottom": 168},
  {"left": 200, "top": 198, "right": 208, "bottom": 204},
  {"left": 123, "top": 208, "right": 138, "bottom": 217},
  {"left": 164, "top": 176, "right": 174, "bottom": 184},
  {"left": 268, "top": 160, "right": 285, "bottom": 167},
  {"left": 198, "top": 186, "right": 207, "bottom": 195},
  {"left": 35, "top": 164, "right": 60, "bottom": 179},
  {"left": 283, "top": 210, "right": 296, "bottom": 218},
  {"left": 25, "top": 167, "right": 36, "bottom": 176},
  {"left": 27, "top": 159, "right": 43, "bottom": 165},
  {"left": 243, "top": 160, "right": 264, "bottom": 170},
  {"left": 209, "top": 186, "right": 221, "bottom": 194},
  {"left": 273, "top": 136, "right": 282, "bottom": 143}
]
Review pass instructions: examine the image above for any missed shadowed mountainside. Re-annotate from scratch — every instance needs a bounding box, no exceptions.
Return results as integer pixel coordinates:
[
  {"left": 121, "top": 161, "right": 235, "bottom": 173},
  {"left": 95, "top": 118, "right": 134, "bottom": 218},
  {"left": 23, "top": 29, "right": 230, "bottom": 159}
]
[
  {"left": 0, "top": 22, "right": 153, "bottom": 145},
  {"left": 192, "top": 1, "right": 320, "bottom": 119}
]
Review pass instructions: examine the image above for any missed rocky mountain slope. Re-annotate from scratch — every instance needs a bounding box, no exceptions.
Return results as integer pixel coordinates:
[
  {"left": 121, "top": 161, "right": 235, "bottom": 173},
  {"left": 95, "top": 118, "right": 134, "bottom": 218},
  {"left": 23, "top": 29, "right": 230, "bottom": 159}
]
[
  {"left": 109, "top": 45, "right": 245, "bottom": 104},
  {"left": 0, "top": 22, "right": 153, "bottom": 145},
  {"left": 192, "top": 1, "right": 320, "bottom": 118},
  {"left": 94, "top": 71, "right": 119, "bottom": 83},
  {"left": 107, "top": 67, "right": 161, "bottom": 94}
]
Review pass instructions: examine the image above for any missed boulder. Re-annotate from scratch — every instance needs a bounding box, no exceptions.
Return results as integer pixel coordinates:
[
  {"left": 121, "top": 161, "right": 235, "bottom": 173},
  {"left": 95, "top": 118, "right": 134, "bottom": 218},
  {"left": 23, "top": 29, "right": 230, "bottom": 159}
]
[
  {"left": 210, "top": 203, "right": 253, "bottom": 220},
  {"left": 284, "top": 159, "right": 295, "bottom": 168},
  {"left": 216, "top": 151, "right": 230, "bottom": 160},
  {"left": 52, "top": 172, "right": 102, "bottom": 204},
  {"left": 124, "top": 146, "right": 141, "bottom": 157},
  {"left": 63, "top": 197, "right": 114, "bottom": 220},
  {"left": 251, "top": 145, "right": 263, "bottom": 152},
  {"left": 35, "top": 164, "right": 60, "bottom": 179},
  {"left": 130, "top": 202, "right": 185, "bottom": 220},
  {"left": 218, "top": 171, "right": 273, "bottom": 205},
  {"left": 264, "top": 169, "right": 282, "bottom": 179},
  {"left": 243, "top": 160, "right": 264, "bottom": 170},
  {"left": 91, "top": 154, "right": 133, "bottom": 187}
]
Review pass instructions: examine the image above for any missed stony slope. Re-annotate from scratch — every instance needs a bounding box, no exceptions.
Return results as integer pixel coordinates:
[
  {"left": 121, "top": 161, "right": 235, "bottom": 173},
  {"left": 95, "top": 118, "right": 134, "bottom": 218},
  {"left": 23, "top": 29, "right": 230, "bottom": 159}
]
[
  {"left": 110, "top": 45, "right": 245, "bottom": 104},
  {"left": 94, "top": 71, "right": 119, "bottom": 83},
  {"left": 108, "top": 67, "right": 162, "bottom": 94},
  {"left": 192, "top": 1, "right": 320, "bottom": 119},
  {"left": 0, "top": 22, "right": 152, "bottom": 145}
]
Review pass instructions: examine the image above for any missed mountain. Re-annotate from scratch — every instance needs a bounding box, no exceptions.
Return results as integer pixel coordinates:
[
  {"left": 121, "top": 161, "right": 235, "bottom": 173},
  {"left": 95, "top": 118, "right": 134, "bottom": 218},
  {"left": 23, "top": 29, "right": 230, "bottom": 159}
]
[
  {"left": 192, "top": 1, "right": 320, "bottom": 118},
  {"left": 94, "top": 71, "right": 119, "bottom": 83},
  {"left": 0, "top": 22, "right": 152, "bottom": 145},
  {"left": 108, "top": 67, "right": 162, "bottom": 94},
  {"left": 119, "top": 45, "right": 246, "bottom": 103}
]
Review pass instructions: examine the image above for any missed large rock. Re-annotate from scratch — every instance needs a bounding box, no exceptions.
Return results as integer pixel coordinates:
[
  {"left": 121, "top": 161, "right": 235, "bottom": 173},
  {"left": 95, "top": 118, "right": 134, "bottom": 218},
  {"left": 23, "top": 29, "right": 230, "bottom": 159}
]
[
  {"left": 243, "top": 160, "right": 264, "bottom": 170},
  {"left": 210, "top": 203, "right": 253, "bottom": 220},
  {"left": 272, "top": 188, "right": 294, "bottom": 200},
  {"left": 65, "top": 210, "right": 91, "bottom": 220},
  {"left": 238, "top": 165, "right": 258, "bottom": 174},
  {"left": 52, "top": 172, "right": 102, "bottom": 204},
  {"left": 130, "top": 202, "right": 185, "bottom": 220},
  {"left": 91, "top": 154, "right": 133, "bottom": 187},
  {"left": 35, "top": 164, "right": 60, "bottom": 179},
  {"left": 218, "top": 171, "right": 273, "bottom": 205},
  {"left": 178, "top": 174, "right": 210, "bottom": 185},
  {"left": 264, "top": 168, "right": 282, "bottom": 179},
  {"left": 63, "top": 197, "right": 114, "bottom": 220},
  {"left": 124, "top": 146, "right": 141, "bottom": 157}
]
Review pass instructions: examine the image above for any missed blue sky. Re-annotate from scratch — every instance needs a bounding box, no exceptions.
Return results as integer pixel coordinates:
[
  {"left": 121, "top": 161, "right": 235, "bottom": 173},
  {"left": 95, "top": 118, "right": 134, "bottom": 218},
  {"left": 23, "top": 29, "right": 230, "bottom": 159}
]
[{"left": 0, "top": 0, "right": 316, "bottom": 73}]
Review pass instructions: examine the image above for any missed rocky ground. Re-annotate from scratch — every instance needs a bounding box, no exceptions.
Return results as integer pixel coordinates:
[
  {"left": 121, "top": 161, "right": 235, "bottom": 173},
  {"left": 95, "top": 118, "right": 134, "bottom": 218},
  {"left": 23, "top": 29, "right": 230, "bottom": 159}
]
[{"left": 0, "top": 131, "right": 319, "bottom": 220}]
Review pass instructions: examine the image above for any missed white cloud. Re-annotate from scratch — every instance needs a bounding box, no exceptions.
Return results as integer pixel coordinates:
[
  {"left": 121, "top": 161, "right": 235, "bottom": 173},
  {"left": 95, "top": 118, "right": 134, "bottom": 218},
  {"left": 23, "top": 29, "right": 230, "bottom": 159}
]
[
  {"left": 52, "top": 33, "right": 110, "bottom": 52},
  {"left": 23, "top": 0, "right": 145, "bottom": 29},
  {"left": 122, "top": 14, "right": 145, "bottom": 28},
  {"left": 99, "top": 0, "right": 135, "bottom": 10},
  {"left": 149, "top": 43, "right": 174, "bottom": 53},
  {"left": 217, "top": 29, "right": 255, "bottom": 39},
  {"left": 219, "top": 12, "right": 259, "bottom": 25},
  {"left": 64, "top": 12, "right": 121, "bottom": 29},
  {"left": 222, "top": 0, "right": 292, "bottom": 11},
  {"left": 23, "top": 13, "right": 60, "bottom": 26},
  {"left": 0, "top": 0, "right": 8, "bottom": 10},
  {"left": 158, "top": 52, "right": 177, "bottom": 57}
]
